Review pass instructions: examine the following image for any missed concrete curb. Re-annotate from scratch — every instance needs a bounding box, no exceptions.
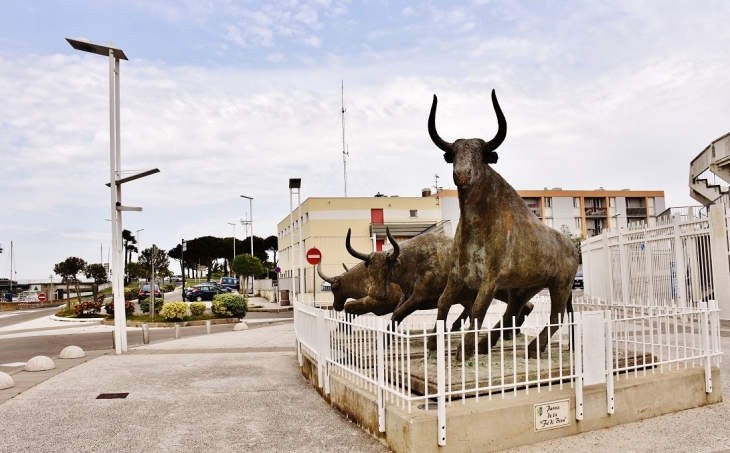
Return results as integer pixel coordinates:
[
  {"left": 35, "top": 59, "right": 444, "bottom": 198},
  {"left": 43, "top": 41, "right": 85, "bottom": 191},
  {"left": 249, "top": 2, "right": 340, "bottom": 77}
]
[
  {"left": 101, "top": 318, "right": 240, "bottom": 328},
  {"left": 49, "top": 316, "right": 103, "bottom": 323}
]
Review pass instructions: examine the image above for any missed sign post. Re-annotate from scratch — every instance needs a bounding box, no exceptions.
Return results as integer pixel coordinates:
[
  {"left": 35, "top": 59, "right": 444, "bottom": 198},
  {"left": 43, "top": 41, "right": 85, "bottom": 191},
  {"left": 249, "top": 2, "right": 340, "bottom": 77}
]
[
  {"left": 306, "top": 248, "right": 322, "bottom": 303},
  {"left": 38, "top": 292, "right": 47, "bottom": 303}
]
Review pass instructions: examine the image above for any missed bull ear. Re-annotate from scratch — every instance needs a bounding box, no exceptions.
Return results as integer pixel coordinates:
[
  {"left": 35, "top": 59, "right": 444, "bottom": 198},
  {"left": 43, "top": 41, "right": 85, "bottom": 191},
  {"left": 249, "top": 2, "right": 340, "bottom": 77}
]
[
  {"left": 482, "top": 150, "right": 498, "bottom": 164},
  {"left": 443, "top": 152, "right": 454, "bottom": 163}
]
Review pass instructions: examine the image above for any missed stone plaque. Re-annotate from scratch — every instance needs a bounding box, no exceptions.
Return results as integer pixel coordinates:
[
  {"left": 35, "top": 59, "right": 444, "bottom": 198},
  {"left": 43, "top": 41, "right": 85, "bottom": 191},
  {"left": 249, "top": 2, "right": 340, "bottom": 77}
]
[{"left": 534, "top": 399, "right": 570, "bottom": 431}]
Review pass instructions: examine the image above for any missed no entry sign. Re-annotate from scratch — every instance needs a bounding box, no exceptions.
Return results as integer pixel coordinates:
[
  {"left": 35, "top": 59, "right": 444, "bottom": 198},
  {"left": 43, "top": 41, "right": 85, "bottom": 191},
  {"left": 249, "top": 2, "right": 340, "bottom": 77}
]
[
  {"left": 306, "top": 247, "right": 322, "bottom": 265},
  {"left": 37, "top": 293, "right": 47, "bottom": 302}
]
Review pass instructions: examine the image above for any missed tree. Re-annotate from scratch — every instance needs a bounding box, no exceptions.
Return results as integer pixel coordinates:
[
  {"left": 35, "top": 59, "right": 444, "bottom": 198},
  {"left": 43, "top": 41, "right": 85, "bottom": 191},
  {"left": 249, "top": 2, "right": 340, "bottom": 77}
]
[
  {"left": 53, "top": 257, "right": 87, "bottom": 309},
  {"left": 138, "top": 245, "right": 170, "bottom": 281},
  {"left": 560, "top": 225, "right": 584, "bottom": 264},
  {"left": 122, "top": 229, "right": 137, "bottom": 285},
  {"left": 84, "top": 263, "right": 108, "bottom": 303},
  {"left": 125, "top": 262, "right": 146, "bottom": 282},
  {"left": 232, "top": 254, "right": 265, "bottom": 293}
]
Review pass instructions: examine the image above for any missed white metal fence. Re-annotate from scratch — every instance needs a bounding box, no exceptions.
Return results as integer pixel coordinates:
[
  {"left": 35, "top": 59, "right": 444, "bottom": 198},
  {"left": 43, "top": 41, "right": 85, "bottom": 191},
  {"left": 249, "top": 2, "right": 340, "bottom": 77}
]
[
  {"left": 294, "top": 296, "right": 720, "bottom": 447},
  {"left": 581, "top": 204, "right": 730, "bottom": 317}
]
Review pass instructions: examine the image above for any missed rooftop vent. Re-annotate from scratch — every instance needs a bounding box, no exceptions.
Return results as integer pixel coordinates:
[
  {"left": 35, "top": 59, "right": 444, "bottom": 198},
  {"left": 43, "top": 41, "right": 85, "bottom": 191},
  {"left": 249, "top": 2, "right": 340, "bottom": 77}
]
[{"left": 422, "top": 188, "right": 432, "bottom": 197}]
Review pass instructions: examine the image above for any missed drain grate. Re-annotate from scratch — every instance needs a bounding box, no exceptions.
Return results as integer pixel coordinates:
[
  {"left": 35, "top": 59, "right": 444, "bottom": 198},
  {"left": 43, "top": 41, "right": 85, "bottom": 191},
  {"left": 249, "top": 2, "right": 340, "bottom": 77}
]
[{"left": 96, "top": 393, "right": 129, "bottom": 399}]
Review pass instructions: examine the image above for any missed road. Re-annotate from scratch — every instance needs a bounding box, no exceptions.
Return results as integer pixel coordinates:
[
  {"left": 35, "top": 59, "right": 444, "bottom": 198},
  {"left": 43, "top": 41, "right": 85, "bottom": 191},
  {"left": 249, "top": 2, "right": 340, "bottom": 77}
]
[{"left": 0, "top": 295, "right": 292, "bottom": 374}]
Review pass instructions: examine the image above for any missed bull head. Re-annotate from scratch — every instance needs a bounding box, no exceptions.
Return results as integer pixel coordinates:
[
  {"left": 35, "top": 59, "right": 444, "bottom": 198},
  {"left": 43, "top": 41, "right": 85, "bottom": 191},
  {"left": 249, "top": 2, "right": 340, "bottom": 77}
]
[
  {"left": 428, "top": 89, "right": 507, "bottom": 186},
  {"left": 346, "top": 227, "right": 400, "bottom": 300},
  {"left": 317, "top": 263, "right": 347, "bottom": 311}
]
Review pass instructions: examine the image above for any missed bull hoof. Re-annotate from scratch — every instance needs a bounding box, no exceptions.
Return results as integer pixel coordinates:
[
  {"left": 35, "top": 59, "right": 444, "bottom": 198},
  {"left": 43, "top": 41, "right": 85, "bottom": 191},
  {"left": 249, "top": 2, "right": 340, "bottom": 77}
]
[
  {"left": 455, "top": 347, "right": 475, "bottom": 361},
  {"left": 426, "top": 337, "right": 437, "bottom": 352},
  {"left": 501, "top": 331, "right": 513, "bottom": 341}
]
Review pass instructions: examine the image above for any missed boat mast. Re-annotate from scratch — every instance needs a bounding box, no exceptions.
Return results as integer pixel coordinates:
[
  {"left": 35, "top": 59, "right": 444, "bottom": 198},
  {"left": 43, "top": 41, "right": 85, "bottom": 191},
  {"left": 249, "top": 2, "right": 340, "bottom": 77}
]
[{"left": 341, "top": 80, "right": 348, "bottom": 197}]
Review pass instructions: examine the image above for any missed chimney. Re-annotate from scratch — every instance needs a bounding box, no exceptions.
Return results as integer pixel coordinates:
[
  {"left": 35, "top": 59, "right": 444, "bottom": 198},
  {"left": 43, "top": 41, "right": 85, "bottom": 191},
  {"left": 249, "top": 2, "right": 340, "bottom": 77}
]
[{"left": 422, "top": 188, "right": 432, "bottom": 197}]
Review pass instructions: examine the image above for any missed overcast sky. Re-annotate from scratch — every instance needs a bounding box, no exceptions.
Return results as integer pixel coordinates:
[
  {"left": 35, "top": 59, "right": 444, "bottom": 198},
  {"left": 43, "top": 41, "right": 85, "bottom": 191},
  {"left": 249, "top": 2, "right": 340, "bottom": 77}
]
[{"left": 2, "top": 1, "right": 730, "bottom": 280}]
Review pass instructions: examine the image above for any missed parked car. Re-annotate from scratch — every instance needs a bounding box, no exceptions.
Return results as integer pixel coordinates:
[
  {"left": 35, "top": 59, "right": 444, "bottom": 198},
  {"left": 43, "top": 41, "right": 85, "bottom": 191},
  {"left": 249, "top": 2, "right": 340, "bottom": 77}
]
[
  {"left": 572, "top": 271, "right": 584, "bottom": 289},
  {"left": 185, "top": 284, "right": 223, "bottom": 302},
  {"left": 220, "top": 277, "right": 239, "bottom": 291},
  {"left": 204, "top": 280, "right": 231, "bottom": 293},
  {"left": 138, "top": 284, "right": 161, "bottom": 301}
]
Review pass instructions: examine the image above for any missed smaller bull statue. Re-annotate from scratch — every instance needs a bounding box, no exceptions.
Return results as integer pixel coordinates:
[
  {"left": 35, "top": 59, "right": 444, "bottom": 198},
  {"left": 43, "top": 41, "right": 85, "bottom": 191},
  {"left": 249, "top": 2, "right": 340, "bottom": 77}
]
[{"left": 345, "top": 228, "right": 536, "bottom": 334}]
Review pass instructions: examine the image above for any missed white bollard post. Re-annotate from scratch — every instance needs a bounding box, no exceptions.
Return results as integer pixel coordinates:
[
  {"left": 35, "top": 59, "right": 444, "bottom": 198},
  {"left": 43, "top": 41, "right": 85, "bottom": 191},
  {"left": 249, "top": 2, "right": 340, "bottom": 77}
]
[
  {"left": 206, "top": 320, "right": 211, "bottom": 335},
  {"left": 436, "top": 320, "right": 446, "bottom": 446},
  {"left": 175, "top": 323, "right": 180, "bottom": 339},
  {"left": 142, "top": 323, "right": 149, "bottom": 345}
]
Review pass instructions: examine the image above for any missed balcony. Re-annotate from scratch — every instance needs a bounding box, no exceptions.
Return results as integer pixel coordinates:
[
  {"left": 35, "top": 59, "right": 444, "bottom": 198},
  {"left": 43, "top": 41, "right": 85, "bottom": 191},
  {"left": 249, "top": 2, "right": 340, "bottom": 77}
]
[
  {"left": 528, "top": 208, "right": 542, "bottom": 218},
  {"left": 584, "top": 207, "right": 607, "bottom": 217},
  {"left": 626, "top": 207, "right": 646, "bottom": 217},
  {"left": 369, "top": 222, "right": 437, "bottom": 238}
]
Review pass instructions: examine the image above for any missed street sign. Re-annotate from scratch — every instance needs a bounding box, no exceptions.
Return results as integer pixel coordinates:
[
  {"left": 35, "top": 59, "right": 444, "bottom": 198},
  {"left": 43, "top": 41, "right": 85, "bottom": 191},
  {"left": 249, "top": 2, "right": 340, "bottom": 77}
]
[
  {"left": 274, "top": 266, "right": 281, "bottom": 274},
  {"left": 306, "top": 248, "right": 322, "bottom": 265},
  {"left": 37, "top": 293, "right": 47, "bottom": 302}
]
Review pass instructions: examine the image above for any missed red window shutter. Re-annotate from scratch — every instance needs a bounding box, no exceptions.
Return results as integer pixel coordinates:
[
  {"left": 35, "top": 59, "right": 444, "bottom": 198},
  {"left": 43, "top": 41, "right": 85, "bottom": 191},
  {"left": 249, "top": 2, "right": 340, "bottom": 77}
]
[
  {"left": 376, "top": 239, "right": 384, "bottom": 251},
  {"left": 371, "top": 209, "right": 384, "bottom": 224}
]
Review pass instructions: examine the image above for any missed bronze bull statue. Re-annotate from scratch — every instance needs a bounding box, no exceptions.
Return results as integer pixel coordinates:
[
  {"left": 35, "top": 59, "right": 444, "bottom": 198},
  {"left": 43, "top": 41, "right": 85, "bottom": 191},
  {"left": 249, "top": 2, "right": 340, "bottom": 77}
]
[{"left": 428, "top": 90, "right": 579, "bottom": 359}]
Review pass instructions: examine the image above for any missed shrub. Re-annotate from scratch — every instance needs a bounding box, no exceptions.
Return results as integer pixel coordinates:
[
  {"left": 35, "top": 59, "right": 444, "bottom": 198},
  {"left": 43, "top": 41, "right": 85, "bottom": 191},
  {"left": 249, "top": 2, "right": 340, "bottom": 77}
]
[
  {"left": 74, "top": 300, "right": 103, "bottom": 317},
  {"left": 160, "top": 302, "right": 188, "bottom": 321},
  {"left": 104, "top": 300, "right": 135, "bottom": 318},
  {"left": 162, "top": 284, "right": 175, "bottom": 293},
  {"left": 139, "top": 297, "right": 164, "bottom": 314},
  {"left": 211, "top": 300, "right": 231, "bottom": 317},
  {"left": 213, "top": 293, "right": 248, "bottom": 318},
  {"left": 124, "top": 289, "right": 136, "bottom": 301},
  {"left": 189, "top": 302, "right": 206, "bottom": 316}
]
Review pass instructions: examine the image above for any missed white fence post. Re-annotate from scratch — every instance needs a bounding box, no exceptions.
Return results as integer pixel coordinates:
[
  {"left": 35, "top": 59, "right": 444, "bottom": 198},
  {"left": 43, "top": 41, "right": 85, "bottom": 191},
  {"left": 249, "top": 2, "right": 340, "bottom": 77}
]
[
  {"left": 617, "top": 229, "right": 630, "bottom": 304},
  {"left": 316, "top": 308, "right": 325, "bottom": 388},
  {"left": 604, "top": 231, "right": 615, "bottom": 303},
  {"left": 672, "top": 215, "right": 688, "bottom": 308},
  {"left": 709, "top": 204, "right": 730, "bottom": 320},
  {"left": 700, "top": 301, "right": 714, "bottom": 393},
  {"left": 436, "top": 320, "right": 446, "bottom": 446},
  {"left": 376, "top": 317, "right": 386, "bottom": 433},
  {"left": 604, "top": 310, "right": 614, "bottom": 414},
  {"left": 574, "top": 312, "right": 584, "bottom": 420},
  {"left": 643, "top": 229, "right": 655, "bottom": 305}
]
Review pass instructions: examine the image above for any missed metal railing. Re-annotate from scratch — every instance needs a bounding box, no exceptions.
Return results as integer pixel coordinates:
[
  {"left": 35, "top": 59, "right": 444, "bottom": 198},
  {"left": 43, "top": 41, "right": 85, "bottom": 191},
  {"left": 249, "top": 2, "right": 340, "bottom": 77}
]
[{"left": 293, "top": 295, "right": 720, "bottom": 447}]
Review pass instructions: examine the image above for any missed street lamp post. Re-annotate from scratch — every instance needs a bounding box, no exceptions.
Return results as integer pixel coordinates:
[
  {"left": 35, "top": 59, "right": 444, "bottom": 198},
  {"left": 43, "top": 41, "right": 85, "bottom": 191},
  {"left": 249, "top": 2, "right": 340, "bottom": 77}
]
[
  {"left": 241, "top": 195, "right": 254, "bottom": 295},
  {"left": 67, "top": 38, "right": 160, "bottom": 355},
  {"left": 227, "top": 222, "right": 236, "bottom": 274},
  {"left": 136, "top": 228, "right": 144, "bottom": 258}
]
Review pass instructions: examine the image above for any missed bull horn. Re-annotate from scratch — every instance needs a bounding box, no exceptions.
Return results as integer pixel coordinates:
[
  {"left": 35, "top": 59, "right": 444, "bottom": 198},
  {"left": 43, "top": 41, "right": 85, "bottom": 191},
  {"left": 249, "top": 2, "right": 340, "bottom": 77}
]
[
  {"left": 346, "top": 228, "right": 369, "bottom": 262},
  {"left": 483, "top": 89, "right": 507, "bottom": 154},
  {"left": 317, "top": 263, "right": 337, "bottom": 284},
  {"left": 342, "top": 263, "right": 349, "bottom": 272},
  {"left": 386, "top": 227, "right": 400, "bottom": 261},
  {"left": 428, "top": 94, "right": 453, "bottom": 153}
]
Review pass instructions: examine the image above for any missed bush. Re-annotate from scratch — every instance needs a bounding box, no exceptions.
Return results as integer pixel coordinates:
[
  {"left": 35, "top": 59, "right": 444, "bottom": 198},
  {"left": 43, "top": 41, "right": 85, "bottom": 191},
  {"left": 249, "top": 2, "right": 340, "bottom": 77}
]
[
  {"left": 211, "top": 300, "right": 231, "bottom": 317},
  {"left": 124, "top": 289, "right": 136, "bottom": 301},
  {"left": 160, "top": 302, "right": 188, "bottom": 321},
  {"left": 213, "top": 293, "right": 248, "bottom": 318},
  {"left": 189, "top": 302, "right": 206, "bottom": 316},
  {"left": 104, "top": 300, "right": 135, "bottom": 318},
  {"left": 139, "top": 297, "right": 164, "bottom": 314},
  {"left": 74, "top": 300, "right": 103, "bottom": 317},
  {"left": 162, "top": 284, "right": 175, "bottom": 293}
]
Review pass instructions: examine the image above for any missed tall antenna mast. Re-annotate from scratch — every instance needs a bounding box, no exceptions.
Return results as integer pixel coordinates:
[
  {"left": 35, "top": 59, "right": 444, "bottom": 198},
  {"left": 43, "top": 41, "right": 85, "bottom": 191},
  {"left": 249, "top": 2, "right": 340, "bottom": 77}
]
[{"left": 342, "top": 80, "right": 348, "bottom": 197}]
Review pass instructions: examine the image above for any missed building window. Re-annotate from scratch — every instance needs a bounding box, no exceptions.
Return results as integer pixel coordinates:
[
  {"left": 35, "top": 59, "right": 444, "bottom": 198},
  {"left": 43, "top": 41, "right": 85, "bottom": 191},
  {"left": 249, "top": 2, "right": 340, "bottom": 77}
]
[
  {"left": 573, "top": 197, "right": 580, "bottom": 208},
  {"left": 305, "top": 213, "right": 309, "bottom": 223},
  {"left": 545, "top": 197, "right": 552, "bottom": 208},
  {"left": 575, "top": 217, "right": 582, "bottom": 230},
  {"left": 410, "top": 210, "right": 418, "bottom": 218},
  {"left": 609, "top": 197, "right": 616, "bottom": 208}
]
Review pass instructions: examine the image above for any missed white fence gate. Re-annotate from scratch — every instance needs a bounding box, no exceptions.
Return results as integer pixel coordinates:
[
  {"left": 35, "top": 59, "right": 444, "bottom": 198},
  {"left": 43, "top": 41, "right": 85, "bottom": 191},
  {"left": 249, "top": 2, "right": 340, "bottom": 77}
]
[{"left": 581, "top": 203, "right": 730, "bottom": 319}]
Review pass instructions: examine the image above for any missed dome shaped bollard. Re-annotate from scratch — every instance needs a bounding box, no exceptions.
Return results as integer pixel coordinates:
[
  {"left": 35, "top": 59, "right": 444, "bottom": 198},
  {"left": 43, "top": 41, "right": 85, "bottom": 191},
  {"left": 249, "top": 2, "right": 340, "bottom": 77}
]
[
  {"left": 25, "top": 356, "right": 56, "bottom": 372},
  {"left": 0, "top": 372, "right": 14, "bottom": 390},
  {"left": 59, "top": 346, "right": 85, "bottom": 359}
]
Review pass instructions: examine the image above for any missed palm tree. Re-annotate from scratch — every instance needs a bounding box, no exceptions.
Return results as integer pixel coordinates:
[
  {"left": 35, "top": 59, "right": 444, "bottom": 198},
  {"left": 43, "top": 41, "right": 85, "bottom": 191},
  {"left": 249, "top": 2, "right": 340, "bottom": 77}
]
[{"left": 122, "top": 230, "right": 137, "bottom": 285}]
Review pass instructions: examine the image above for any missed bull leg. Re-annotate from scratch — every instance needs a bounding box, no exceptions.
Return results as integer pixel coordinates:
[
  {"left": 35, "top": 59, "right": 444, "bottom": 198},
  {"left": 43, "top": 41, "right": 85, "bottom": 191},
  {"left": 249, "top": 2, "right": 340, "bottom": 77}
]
[
  {"left": 458, "top": 284, "right": 497, "bottom": 360},
  {"left": 450, "top": 306, "right": 471, "bottom": 332},
  {"left": 528, "top": 283, "right": 572, "bottom": 359},
  {"left": 426, "top": 278, "right": 464, "bottom": 352}
]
